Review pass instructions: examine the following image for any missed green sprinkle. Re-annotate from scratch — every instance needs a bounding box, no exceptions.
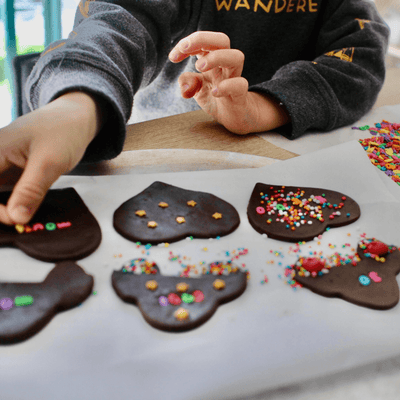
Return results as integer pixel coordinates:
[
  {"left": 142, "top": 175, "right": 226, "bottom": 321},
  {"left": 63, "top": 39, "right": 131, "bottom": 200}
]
[
  {"left": 45, "top": 222, "right": 56, "bottom": 231},
  {"left": 14, "top": 295, "right": 34, "bottom": 306},
  {"left": 181, "top": 293, "right": 194, "bottom": 304}
]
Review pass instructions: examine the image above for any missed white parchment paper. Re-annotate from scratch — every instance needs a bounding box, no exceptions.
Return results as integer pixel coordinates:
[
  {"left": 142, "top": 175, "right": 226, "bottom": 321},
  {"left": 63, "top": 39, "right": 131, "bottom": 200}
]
[{"left": 1, "top": 141, "right": 400, "bottom": 400}]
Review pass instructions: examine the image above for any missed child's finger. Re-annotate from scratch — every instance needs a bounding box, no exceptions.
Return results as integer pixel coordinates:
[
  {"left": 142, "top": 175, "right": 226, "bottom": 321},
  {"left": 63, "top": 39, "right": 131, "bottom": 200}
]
[
  {"left": 169, "top": 31, "right": 230, "bottom": 63},
  {"left": 0, "top": 203, "right": 15, "bottom": 225},
  {"left": 195, "top": 49, "right": 244, "bottom": 77},
  {"left": 5, "top": 152, "right": 68, "bottom": 225},
  {"left": 178, "top": 72, "right": 203, "bottom": 98},
  {"left": 212, "top": 77, "right": 249, "bottom": 101}
]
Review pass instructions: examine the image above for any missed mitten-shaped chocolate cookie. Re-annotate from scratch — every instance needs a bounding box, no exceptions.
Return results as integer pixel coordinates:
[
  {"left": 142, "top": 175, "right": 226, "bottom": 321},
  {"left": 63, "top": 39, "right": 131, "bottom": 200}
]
[
  {"left": 112, "top": 259, "right": 247, "bottom": 331},
  {"left": 0, "top": 262, "right": 94, "bottom": 344},
  {"left": 293, "top": 239, "right": 400, "bottom": 309}
]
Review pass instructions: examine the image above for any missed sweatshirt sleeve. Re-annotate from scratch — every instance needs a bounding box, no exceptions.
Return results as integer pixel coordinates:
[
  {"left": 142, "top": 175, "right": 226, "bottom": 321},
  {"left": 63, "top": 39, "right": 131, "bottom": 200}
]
[
  {"left": 249, "top": 0, "right": 390, "bottom": 140},
  {"left": 25, "top": 0, "right": 200, "bottom": 163}
]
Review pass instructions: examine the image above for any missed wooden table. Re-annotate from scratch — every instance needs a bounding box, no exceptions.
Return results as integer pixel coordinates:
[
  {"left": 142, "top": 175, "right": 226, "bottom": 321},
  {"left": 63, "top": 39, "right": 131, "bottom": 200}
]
[
  {"left": 69, "top": 66, "right": 400, "bottom": 176},
  {"left": 123, "top": 109, "right": 298, "bottom": 160},
  {"left": 121, "top": 67, "right": 400, "bottom": 160}
]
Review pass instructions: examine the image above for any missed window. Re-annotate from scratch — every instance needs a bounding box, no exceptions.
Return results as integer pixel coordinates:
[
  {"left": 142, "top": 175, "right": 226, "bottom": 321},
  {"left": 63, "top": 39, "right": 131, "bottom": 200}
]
[{"left": 0, "top": 0, "right": 79, "bottom": 128}]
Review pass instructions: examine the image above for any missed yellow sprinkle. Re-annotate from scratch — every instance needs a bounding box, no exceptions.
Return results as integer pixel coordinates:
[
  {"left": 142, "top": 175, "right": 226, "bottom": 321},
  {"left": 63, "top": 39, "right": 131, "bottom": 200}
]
[
  {"left": 174, "top": 307, "right": 189, "bottom": 321},
  {"left": 213, "top": 279, "right": 226, "bottom": 290},
  {"left": 15, "top": 224, "right": 25, "bottom": 234},
  {"left": 145, "top": 280, "right": 158, "bottom": 291},
  {"left": 176, "top": 282, "right": 189, "bottom": 292}
]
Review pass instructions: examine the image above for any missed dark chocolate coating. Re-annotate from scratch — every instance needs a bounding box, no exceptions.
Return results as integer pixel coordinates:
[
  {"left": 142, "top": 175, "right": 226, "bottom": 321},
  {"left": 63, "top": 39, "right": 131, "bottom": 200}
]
[
  {"left": 0, "top": 262, "right": 94, "bottom": 344},
  {"left": 294, "top": 241, "right": 400, "bottom": 310},
  {"left": 247, "top": 183, "right": 360, "bottom": 242},
  {"left": 0, "top": 188, "right": 102, "bottom": 262},
  {"left": 113, "top": 182, "right": 240, "bottom": 244},
  {"left": 112, "top": 262, "right": 247, "bottom": 332}
]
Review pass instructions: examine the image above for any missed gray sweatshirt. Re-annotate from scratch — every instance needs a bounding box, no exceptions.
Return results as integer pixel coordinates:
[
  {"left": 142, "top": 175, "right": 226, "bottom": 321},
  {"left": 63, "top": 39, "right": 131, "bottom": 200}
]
[{"left": 26, "top": 0, "right": 389, "bottom": 162}]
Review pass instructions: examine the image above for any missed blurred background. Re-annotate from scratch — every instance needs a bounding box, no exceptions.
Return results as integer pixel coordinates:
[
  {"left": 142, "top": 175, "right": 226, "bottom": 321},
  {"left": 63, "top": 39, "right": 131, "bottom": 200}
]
[
  {"left": 0, "top": 0, "right": 79, "bottom": 127},
  {"left": 0, "top": 0, "right": 399, "bottom": 129}
]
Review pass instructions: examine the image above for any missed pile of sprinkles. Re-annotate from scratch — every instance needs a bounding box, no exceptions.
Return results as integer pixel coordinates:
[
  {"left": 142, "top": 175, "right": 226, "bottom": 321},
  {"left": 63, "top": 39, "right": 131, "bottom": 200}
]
[
  {"left": 256, "top": 187, "right": 348, "bottom": 231},
  {"left": 356, "top": 120, "right": 400, "bottom": 186}
]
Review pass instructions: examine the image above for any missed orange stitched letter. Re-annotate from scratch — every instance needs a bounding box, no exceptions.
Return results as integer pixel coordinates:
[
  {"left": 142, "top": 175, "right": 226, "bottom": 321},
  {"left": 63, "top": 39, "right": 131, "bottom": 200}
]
[
  {"left": 254, "top": 0, "right": 273, "bottom": 12},
  {"left": 275, "top": 0, "right": 287, "bottom": 13},
  {"left": 215, "top": 0, "right": 233, "bottom": 10},
  {"left": 308, "top": 0, "right": 318, "bottom": 12},
  {"left": 235, "top": 0, "right": 250, "bottom": 9},
  {"left": 296, "top": 0, "right": 306, "bottom": 12}
]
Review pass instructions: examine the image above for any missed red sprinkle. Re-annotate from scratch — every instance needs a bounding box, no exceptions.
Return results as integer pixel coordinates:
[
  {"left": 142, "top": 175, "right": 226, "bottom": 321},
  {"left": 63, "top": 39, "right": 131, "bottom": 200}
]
[
  {"left": 366, "top": 241, "right": 389, "bottom": 257},
  {"left": 167, "top": 293, "right": 181, "bottom": 306},
  {"left": 301, "top": 257, "right": 326, "bottom": 273}
]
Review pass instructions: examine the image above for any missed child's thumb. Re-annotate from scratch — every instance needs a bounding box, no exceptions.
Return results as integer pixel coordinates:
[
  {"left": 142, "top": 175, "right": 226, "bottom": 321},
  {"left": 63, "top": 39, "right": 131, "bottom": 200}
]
[{"left": 6, "top": 157, "right": 66, "bottom": 225}]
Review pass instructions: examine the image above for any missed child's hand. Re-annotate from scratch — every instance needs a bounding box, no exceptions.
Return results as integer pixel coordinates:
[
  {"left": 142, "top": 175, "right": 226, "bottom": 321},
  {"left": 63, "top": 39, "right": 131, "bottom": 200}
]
[
  {"left": 0, "top": 91, "right": 102, "bottom": 225},
  {"left": 169, "top": 31, "right": 290, "bottom": 134}
]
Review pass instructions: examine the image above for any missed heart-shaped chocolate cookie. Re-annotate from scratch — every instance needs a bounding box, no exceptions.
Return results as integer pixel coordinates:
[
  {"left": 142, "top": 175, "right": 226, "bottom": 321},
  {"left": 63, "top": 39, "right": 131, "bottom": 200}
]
[
  {"left": 0, "top": 188, "right": 102, "bottom": 262},
  {"left": 247, "top": 183, "right": 360, "bottom": 242},
  {"left": 113, "top": 182, "right": 240, "bottom": 245}
]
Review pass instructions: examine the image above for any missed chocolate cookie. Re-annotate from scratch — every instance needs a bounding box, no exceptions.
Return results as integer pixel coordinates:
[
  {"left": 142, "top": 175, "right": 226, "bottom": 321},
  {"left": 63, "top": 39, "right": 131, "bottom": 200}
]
[
  {"left": 0, "top": 188, "right": 102, "bottom": 262},
  {"left": 0, "top": 262, "right": 94, "bottom": 344},
  {"left": 113, "top": 182, "right": 240, "bottom": 244},
  {"left": 293, "top": 239, "right": 400, "bottom": 310},
  {"left": 247, "top": 184, "right": 360, "bottom": 242},
  {"left": 112, "top": 259, "right": 247, "bottom": 331}
]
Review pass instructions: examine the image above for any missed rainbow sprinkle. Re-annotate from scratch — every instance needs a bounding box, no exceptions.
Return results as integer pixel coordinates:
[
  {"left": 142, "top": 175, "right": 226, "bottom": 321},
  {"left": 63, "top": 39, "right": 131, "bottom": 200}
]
[{"left": 356, "top": 120, "right": 400, "bottom": 186}]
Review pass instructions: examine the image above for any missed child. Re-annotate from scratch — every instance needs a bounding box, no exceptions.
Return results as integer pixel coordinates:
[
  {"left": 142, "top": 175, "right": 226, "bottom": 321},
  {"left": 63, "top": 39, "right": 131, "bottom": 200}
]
[{"left": 0, "top": 0, "right": 389, "bottom": 225}]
